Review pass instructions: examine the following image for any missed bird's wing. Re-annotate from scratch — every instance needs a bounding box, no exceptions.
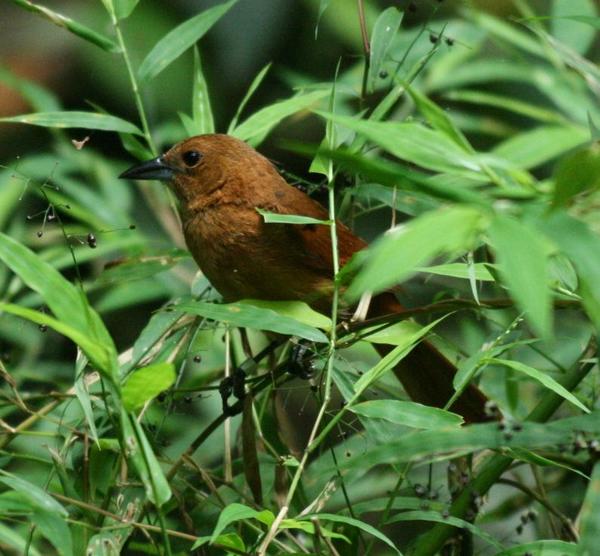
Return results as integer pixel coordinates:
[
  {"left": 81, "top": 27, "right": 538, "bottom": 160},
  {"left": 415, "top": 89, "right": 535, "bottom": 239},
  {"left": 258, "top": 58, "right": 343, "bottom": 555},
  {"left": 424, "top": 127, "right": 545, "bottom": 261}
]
[{"left": 261, "top": 185, "right": 367, "bottom": 275}]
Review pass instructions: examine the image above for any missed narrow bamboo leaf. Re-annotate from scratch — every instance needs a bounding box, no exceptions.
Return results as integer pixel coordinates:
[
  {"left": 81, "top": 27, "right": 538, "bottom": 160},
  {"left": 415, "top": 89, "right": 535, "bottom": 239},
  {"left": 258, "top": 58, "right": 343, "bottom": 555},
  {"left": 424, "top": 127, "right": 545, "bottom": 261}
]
[
  {"left": 387, "top": 510, "right": 502, "bottom": 550},
  {"left": 32, "top": 510, "right": 73, "bottom": 556},
  {"left": 0, "top": 111, "right": 142, "bottom": 135},
  {"left": 122, "top": 362, "right": 176, "bottom": 411},
  {"left": 492, "top": 126, "right": 589, "bottom": 169},
  {"left": 302, "top": 513, "right": 401, "bottom": 554},
  {"left": 74, "top": 351, "right": 99, "bottom": 444},
  {"left": 238, "top": 299, "right": 331, "bottom": 330},
  {"left": 0, "top": 66, "right": 60, "bottom": 111},
  {"left": 0, "top": 232, "right": 117, "bottom": 375},
  {"left": 367, "top": 7, "right": 403, "bottom": 92},
  {"left": 318, "top": 112, "right": 483, "bottom": 175},
  {"left": 228, "top": 63, "right": 271, "bottom": 133},
  {"left": 443, "top": 89, "right": 568, "bottom": 125},
  {"left": 120, "top": 409, "right": 171, "bottom": 506},
  {"left": 579, "top": 462, "right": 600, "bottom": 556},
  {"left": 352, "top": 400, "right": 463, "bottom": 429},
  {"left": 0, "top": 303, "right": 113, "bottom": 377},
  {"left": 417, "top": 263, "right": 495, "bottom": 281},
  {"left": 407, "top": 85, "right": 472, "bottom": 151},
  {"left": 354, "top": 318, "right": 443, "bottom": 395},
  {"left": 488, "top": 215, "right": 552, "bottom": 338},
  {"left": 0, "top": 473, "right": 67, "bottom": 515},
  {"left": 191, "top": 47, "right": 214, "bottom": 134},
  {"left": 314, "top": 0, "right": 332, "bottom": 38},
  {"left": 232, "top": 90, "right": 329, "bottom": 146},
  {"left": 490, "top": 358, "right": 589, "bottom": 413},
  {"left": 331, "top": 411, "right": 600, "bottom": 471},
  {"left": 11, "top": 0, "right": 120, "bottom": 52},
  {"left": 210, "top": 503, "right": 265, "bottom": 543},
  {"left": 348, "top": 206, "right": 484, "bottom": 299},
  {"left": 257, "top": 208, "right": 331, "bottom": 226},
  {"left": 174, "top": 300, "right": 329, "bottom": 342},
  {"left": 493, "top": 540, "right": 579, "bottom": 556},
  {"left": 138, "top": 0, "right": 237, "bottom": 81}
]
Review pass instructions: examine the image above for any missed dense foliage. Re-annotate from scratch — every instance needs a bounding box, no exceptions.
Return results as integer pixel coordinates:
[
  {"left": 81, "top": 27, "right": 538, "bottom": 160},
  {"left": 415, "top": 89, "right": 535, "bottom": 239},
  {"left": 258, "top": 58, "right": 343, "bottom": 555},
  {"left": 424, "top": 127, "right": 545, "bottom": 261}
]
[{"left": 1, "top": 0, "right": 600, "bottom": 554}]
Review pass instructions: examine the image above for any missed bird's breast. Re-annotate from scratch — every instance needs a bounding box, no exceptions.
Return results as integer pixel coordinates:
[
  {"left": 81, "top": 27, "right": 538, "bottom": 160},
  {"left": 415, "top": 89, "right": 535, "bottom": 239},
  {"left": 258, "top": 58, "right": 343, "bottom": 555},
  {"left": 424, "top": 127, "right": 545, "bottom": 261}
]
[{"left": 182, "top": 203, "right": 332, "bottom": 305}]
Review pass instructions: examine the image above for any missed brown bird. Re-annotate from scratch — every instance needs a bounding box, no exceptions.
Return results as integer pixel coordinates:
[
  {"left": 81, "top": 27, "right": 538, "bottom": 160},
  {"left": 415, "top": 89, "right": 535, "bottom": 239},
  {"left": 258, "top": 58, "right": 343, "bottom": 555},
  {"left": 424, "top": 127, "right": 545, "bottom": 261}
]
[{"left": 120, "top": 134, "right": 490, "bottom": 422}]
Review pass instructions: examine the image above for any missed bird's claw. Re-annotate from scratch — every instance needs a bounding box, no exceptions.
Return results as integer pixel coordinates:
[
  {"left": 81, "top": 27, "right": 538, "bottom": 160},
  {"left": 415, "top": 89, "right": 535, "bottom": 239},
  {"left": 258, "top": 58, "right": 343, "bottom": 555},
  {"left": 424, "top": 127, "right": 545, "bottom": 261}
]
[{"left": 219, "top": 367, "right": 247, "bottom": 416}]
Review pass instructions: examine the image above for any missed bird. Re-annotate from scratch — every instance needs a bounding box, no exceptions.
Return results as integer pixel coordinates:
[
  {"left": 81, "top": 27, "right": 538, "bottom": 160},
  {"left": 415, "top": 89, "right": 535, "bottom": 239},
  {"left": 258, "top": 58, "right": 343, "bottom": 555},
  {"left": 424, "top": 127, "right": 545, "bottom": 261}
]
[{"left": 120, "top": 134, "right": 490, "bottom": 422}]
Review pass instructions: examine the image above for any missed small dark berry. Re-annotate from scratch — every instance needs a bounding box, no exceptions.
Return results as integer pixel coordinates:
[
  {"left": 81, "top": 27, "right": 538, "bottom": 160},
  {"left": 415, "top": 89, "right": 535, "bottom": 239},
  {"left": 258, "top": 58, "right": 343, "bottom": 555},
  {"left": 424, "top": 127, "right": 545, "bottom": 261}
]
[
  {"left": 379, "top": 70, "right": 388, "bottom": 79},
  {"left": 36, "top": 231, "right": 43, "bottom": 238},
  {"left": 193, "top": 355, "right": 202, "bottom": 363},
  {"left": 445, "top": 37, "right": 454, "bottom": 46},
  {"left": 39, "top": 324, "right": 48, "bottom": 332},
  {"left": 429, "top": 34, "right": 438, "bottom": 44},
  {"left": 184, "top": 395, "right": 193, "bottom": 403}
]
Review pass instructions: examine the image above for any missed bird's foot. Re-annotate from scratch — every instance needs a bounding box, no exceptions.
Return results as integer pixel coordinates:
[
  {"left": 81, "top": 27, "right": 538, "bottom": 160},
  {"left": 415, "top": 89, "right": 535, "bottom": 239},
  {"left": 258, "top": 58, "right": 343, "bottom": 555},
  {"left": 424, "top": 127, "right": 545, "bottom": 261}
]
[{"left": 218, "top": 367, "right": 247, "bottom": 416}]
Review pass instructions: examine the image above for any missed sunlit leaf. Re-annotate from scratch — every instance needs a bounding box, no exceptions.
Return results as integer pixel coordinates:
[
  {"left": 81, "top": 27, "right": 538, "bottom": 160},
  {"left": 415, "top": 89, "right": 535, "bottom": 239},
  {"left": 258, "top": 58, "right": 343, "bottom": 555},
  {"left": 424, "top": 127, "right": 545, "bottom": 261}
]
[
  {"left": 0, "top": 111, "right": 142, "bottom": 135},
  {"left": 122, "top": 362, "right": 176, "bottom": 411},
  {"left": 368, "top": 7, "right": 403, "bottom": 92}
]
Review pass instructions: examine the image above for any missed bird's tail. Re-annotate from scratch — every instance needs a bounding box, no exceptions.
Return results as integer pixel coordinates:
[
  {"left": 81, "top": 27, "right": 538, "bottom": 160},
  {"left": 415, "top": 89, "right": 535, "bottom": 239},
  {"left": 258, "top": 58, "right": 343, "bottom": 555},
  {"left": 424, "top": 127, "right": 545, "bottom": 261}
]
[{"left": 368, "top": 293, "right": 491, "bottom": 423}]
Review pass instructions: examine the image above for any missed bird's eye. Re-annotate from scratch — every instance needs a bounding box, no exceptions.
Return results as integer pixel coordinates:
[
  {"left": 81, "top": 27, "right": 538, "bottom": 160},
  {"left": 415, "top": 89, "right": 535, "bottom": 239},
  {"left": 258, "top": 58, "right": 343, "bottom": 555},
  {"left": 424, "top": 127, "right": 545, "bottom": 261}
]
[{"left": 182, "top": 150, "right": 202, "bottom": 167}]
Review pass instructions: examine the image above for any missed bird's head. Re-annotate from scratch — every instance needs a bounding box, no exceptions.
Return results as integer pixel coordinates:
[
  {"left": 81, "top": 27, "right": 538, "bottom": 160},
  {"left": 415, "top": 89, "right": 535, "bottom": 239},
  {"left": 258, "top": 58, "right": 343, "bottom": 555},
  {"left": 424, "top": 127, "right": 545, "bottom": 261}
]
[{"left": 119, "top": 134, "right": 265, "bottom": 202}]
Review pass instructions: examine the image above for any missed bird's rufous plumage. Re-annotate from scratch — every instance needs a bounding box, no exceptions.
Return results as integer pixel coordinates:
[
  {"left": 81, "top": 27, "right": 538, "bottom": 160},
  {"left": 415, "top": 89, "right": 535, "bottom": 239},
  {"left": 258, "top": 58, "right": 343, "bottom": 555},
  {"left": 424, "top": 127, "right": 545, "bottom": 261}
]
[{"left": 121, "top": 134, "right": 490, "bottom": 422}]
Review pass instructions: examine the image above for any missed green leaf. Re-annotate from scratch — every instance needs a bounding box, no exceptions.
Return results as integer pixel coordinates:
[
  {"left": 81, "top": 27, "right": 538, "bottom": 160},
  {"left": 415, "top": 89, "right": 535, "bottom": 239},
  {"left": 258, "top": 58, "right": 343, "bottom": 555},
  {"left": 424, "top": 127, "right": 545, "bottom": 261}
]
[
  {"left": 331, "top": 411, "right": 600, "bottom": 471},
  {"left": 0, "top": 522, "right": 41, "bottom": 556},
  {"left": 0, "top": 473, "right": 67, "bottom": 515},
  {"left": 319, "top": 112, "right": 484, "bottom": 176},
  {"left": 352, "top": 400, "right": 463, "bottom": 429},
  {"left": 210, "top": 503, "right": 267, "bottom": 543},
  {"left": 191, "top": 47, "right": 214, "bottom": 134},
  {"left": 257, "top": 208, "right": 331, "bottom": 226},
  {"left": 74, "top": 351, "right": 99, "bottom": 444},
  {"left": 0, "top": 66, "right": 60, "bottom": 112},
  {"left": 551, "top": 0, "right": 597, "bottom": 54},
  {"left": 113, "top": 0, "right": 139, "bottom": 19},
  {"left": 12, "top": 0, "right": 120, "bottom": 52},
  {"left": 0, "top": 304, "right": 113, "bottom": 377},
  {"left": 552, "top": 143, "right": 600, "bottom": 206},
  {"left": 348, "top": 206, "right": 484, "bottom": 299},
  {"left": 367, "top": 7, "right": 403, "bottom": 93},
  {"left": 490, "top": 358, "right": 589, "bottom": 413},
  {"left": 488, "top": 215, "right": 552, "bottom": 338},
  {"left": 578, "top": 462, "right": 600, "bottom": 556},
  {"left": 354, "top": 318, "right": 444, "bottom": 396},
  {"left": 192, "top": 533, "right": 246, "bottom": 551},
  {"left": 303, "top": 513, "right": 401, "bottom": 554},
  {"left": 492, "top": 126, "right": 589, "bottom": 169},
  {"left": 0, "top": 232, "right": 117, "bottom": 376},
  {"left": 0, "top": 111, "right": 142, "bottom": 135},
  {"left": 228, "top": 63, "right": 271, "bottom": 133},
  {"left": 32, "top": 510, "right": 73, "bottom": 556},
  {"left": 238, "top": 299, "right": 331, "bottom": 330},
  {"left": 540, "top": 212, "right": 600, "bottom": 329},
  {"left": 138, "top": 0, "right": 237, "bottom": 81},
  {"left": 232, "top": 90, "right": 329, "bottom": 146},
  {"left": 122, "top": 362, "right": 176, "bottom": 411},
  {"left": 173, "top": 300, "right": 329, "bottom": 342},
  {"left": 120, "top": 409, "right": 171, "bottom": 506},
  {"left": 386, "top": 510, "right": 502, "bottom": 550},
  {"left": 417, "top": 263, "right": 495, "bottom": 281},
  {"left": 492, "top": 540, "right": 579, "bottom": 556},
  {"left": 407, "top": 85, "right": 472, "bottom": 151}
]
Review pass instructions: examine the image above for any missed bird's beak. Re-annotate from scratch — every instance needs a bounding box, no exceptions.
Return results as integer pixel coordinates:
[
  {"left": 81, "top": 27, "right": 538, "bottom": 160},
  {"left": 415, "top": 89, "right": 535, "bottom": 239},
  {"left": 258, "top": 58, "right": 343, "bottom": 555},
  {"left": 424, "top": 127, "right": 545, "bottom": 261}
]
[{"left": 119, "top": 156, "right": 178, "bottom": 181}]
